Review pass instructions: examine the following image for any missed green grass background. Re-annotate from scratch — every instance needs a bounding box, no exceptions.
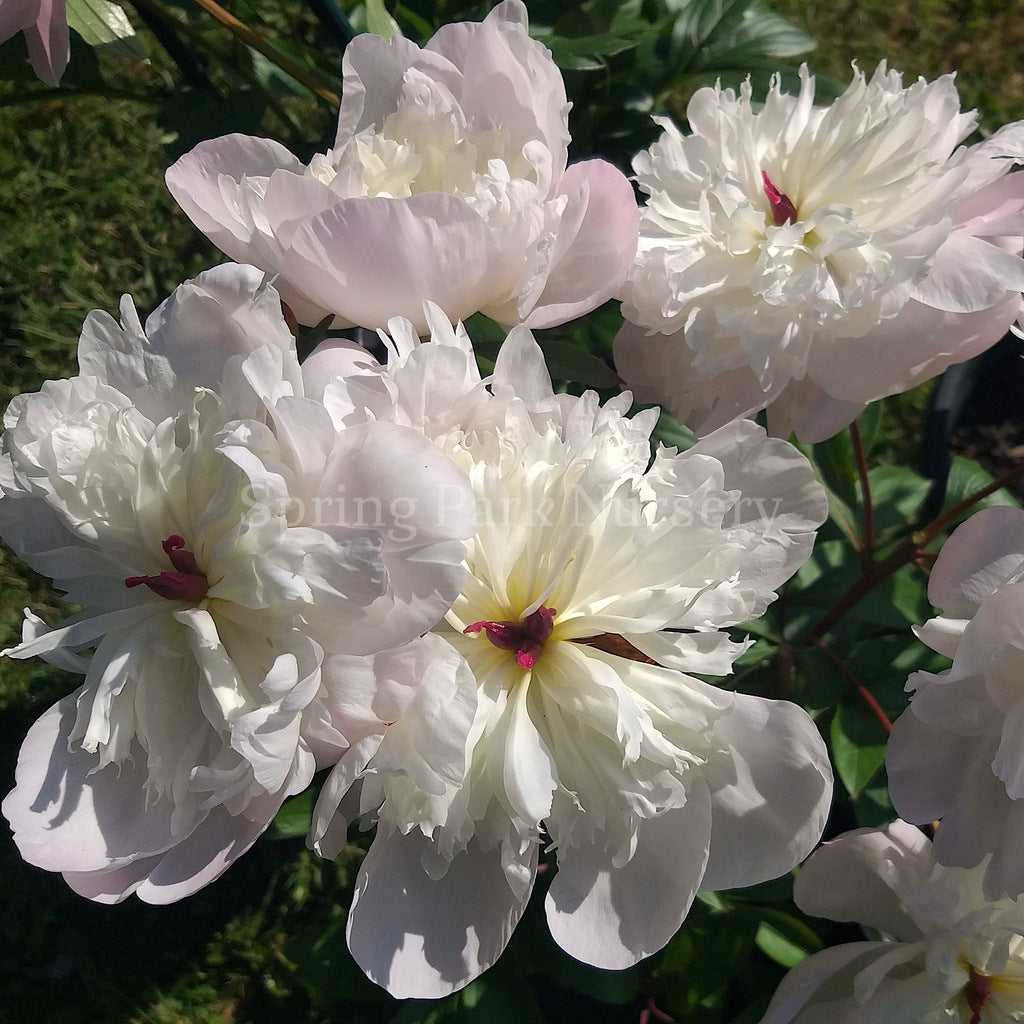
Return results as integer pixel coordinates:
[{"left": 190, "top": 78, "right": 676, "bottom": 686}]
[{"left": 1, "top": 2, "right": 1023, "bottom": 1021}]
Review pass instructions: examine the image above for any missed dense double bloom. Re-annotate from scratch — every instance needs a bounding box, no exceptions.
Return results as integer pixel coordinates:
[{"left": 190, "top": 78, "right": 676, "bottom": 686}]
[
  {"left": 0, "top": 265, "right": 474, "bottom": 902},
  {"left": 165, "top": 0, "right": 639, "bottom": 333},
  {"left": 307, "top": 311, "right": 833, "bottom": 997},
  {"left": 888, "top": 506, "right": 1024, "bottom": 899},
  {"left": 761, "top": 821, "right": 1024, "bottom": 1024},
  {"left": 615, "top": 64, "right": 1024, "bottom": 441}
]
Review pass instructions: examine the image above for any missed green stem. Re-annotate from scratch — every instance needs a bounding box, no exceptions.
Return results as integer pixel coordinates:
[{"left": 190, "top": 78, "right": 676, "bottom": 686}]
[
  {"left": 850, "top": 420, "right": 874, "bottom": 567},
  {"left": 806, "top": 461, "right": 1024, "bottom": 643}
]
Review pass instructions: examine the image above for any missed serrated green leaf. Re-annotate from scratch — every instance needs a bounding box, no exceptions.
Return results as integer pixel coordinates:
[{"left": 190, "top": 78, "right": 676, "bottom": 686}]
[
  {"left": 831, "top": 704, "right": 887, "bottom": 798},
  {"left": 66, "top": 0, "right": 146, "bottom": 57},
  {"left": 366, "top": 0, "right": 401, "bottom": 39}
]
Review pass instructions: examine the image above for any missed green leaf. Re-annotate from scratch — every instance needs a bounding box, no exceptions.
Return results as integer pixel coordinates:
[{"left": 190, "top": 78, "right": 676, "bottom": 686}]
[
  {"left": 651, "top": 408, "right": 697, "bottom": 451},
  {"left": 539, "top": 341, "right": 620, "bottom": 388},
  {"left": 752, "top": 909, "right": 822, "bottom": 968},
  {"left": 938, "top": 456, "right": 1021, "bottom": 530},
  {"left": 831, "top": 703, "right": 887, "bottom": 798},
  {"left": 811, "top": 431, "right": 858, "bottom": 511},
  {"left": 858, "top": 400, "right": 884, "bottom": 456},
  {"left": 66, "top": 0, "right": 146, "bottom": 58},
  {"left": 286, "top": 914, "right": 389, "bottom": 1006},
  {"left": 366, "top": 0, "right": 402, "bottom": 39},
  {"left": 270, "top": 788, "right": 314, "bottom": 838},
  {"left": 690, "top": 4, "right": 814, "bottom": 71},
  {"left": 867, "top": 464, "right": 930, "bottom": 539}
]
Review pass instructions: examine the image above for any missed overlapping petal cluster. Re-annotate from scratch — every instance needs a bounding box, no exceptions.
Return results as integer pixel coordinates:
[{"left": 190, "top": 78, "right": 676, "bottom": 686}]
[
  {"left": 615, "top": 63, "right": 1024, "bottom": 442},
  {"left": 888, "top": 506, "right": 1024, "bottom": 899},
  {"left": 0, "top": 265, "right": 474, "bottom": 902},
  {"left": 306, "top": 312, "right": 833, "bottom": 997},
  {"left": 165, "top": 0, "right": 639, "bottom": 334},
  {"left": 761, "top": 821, "right": 1024, "bottom": 1024},
  {"left": 0, "top": 0, "right": 68, "bottom": 85}
]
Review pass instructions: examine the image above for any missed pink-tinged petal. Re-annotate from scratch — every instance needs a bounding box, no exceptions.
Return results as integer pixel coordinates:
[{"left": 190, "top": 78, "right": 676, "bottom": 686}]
[
  {"left": 63, "top": 855, "right": 161, "bottom": 904},
  {"left": 62, "top": 802, "right": 275, "bottom": 905},
  {"left": 1, "top": 694, "right": 189, "bottom": 874},
  {"left": 913, "top": 616, "right": 967, "bottom": 659},
  {"left": 620, "top": 630, "right": 749, "bottom": 675},
  {"left": 301, "top": 338, "right": 380, "bottom": 404},
  {"left": 165, "top": 134, "right": 304, "bottom": 252},
  {"left": 686, "top": 420, "right": 828, "bottom": 608},
  {"left": 758, "top": 942, "right": 895, "bottom": 1024},
  {"left": 428, "top": 1, "right": 569, "bottom": 180},
  {"left": 793, "top": 823, "right": 928, "bottom": 941},
  {"left": 926, "top": 507, "right": 1024, "bottom": 616},
  {"left": 347, "top": 829, "right": 536, "bottom": 998},
  {"left": 807, "top": 292, "right": 1022, "bottom": 407},
  {"left": 700, "top": 692, "right": 832, "bottom": 892},
  {"left": 765, "top": 377, "right": 867, "bottom": 444},
  {"left": 491, "top": 325, "right": 555, "bottom": 411},
  {"left": 335, "top": 32, "right": 462, "bottom": 142},
  {"left": 525, "top": 161, "right": 640, "bottom": 329},
  {"left": 77, "top": 264, "right": 299, "bottom": 408},
  {"left": 545, "top": 779, "right": 712, "bottom": 969},
  {"left": 886, "top": 709, "right": 1024, "bottom": 898},
  {"left": 132, "top": 804, "right": 276, "bottom": 904},
  {"left": 950, "top": 171, "right": 1024, "bottom": 235},
  {"left": 287, "top": 195, "right": 511, "bottom": 333},
  {"left": 613, "top": 322, "right": 773, "bottom": 434},
  {"left": 913, "top": 234, "right": 1024, "bottom": 314},
  {"left": 304, "top": 420, "right": 474, "bottom": 654},
  {"left": 24, "top": 0, "right": 69, "bottom": 86},
  {"left": 0, "top": 0, "right": 36, "bottom": 42}
]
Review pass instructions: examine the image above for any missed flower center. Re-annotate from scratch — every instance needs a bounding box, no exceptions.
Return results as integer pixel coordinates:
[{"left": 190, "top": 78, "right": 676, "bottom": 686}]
[
  {"left": 464, "top": 606, "right": 556, "bottom": 669},
  {"left": 761, "top": 170, "right": 798, "bottom": 226},
  {"left": 125, "top": 534, "right": 209, "bottom": 602},
  {"left": 967, "top": 967, "right": 992, "bottom": 1024}
]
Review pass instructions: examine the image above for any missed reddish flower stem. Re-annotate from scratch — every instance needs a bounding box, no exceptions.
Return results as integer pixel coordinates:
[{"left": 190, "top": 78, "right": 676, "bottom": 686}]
[{"left": 812, "top": 639, "right": 892, "bottom": 734}]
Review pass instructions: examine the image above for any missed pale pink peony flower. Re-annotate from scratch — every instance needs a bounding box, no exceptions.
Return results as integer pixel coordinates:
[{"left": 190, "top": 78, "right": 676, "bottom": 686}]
[
  {"left": 165, "top": 0, "right": 639, "bottom": 333},
  {"left": 760, "top": 821, "right": 1024, "bottom": 1024},
  {"left": 616, "top": 64, "right": 1024, "bottom": 442},
  {"left": 0, "top": 265, "right": 474, "bottom": 903},
  {"left": 0, "top": 0, "right": 68, "bottom": 85},
  {"left": 888, "top": 505, "right": 1024, "bottom": 900},
  {"left": 305, "top": 312, "right": 833, "bottom": 998}
]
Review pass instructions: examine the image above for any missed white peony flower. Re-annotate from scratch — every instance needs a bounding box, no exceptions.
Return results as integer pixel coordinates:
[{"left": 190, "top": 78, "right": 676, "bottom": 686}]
[
  {"left": 887, "top": 506, "right": 1024, "bottom": 900},
  {"left": 760, "top": 820, "right": 1024, "bottom": 1024},
  {"left": 164, "top": 0, "right": 639, "bottom": 334},
  {"left": 306, "top": 313, "right": 833, "bottom": 997},
  {"left": 615, "top": 64, "right": 1024, "bottom": 442},
  {"left": 0, "top": 265, "right": 474, "bottom": 903}
]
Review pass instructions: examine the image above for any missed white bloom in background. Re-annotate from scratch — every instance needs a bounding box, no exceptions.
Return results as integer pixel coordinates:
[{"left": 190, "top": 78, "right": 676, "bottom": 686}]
[
  {"left": 165, "top": 0, "right": 639, "bottom": 333},
  {"left": 616, "top": 64, "right": 1024, "bottom": 442},
  {"left": 0, "top": 265, "right": 474, "bottom": 903},
  {"left": 307, "top": 314, "right": 833, "bottom": 998},
  {"left": 888, "top": 506, "right": 1024, "bottom": 900},
  {"left": 760, "top": 820, "right": 1024, "bottom": 1024}
]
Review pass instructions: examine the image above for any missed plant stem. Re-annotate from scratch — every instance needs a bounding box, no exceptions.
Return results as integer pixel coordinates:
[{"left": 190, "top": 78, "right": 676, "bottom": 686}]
[
  {"left": 812, "top": 639, "right": 892, "bottom": 734},
  {"left": 190, "top": 0, "right": 340, "bottom": 106},
  {"left": 806, "top": 462, "right": 1024, "bottom": 643},
  {"left": 850, "top": 420, "right": 874, "bottom": 567}
]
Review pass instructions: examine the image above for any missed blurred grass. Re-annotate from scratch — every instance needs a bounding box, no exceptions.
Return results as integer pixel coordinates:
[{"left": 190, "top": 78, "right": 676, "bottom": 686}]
[{"left": 2, "top": 1, "right": 1024, "bottom": 1021}]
